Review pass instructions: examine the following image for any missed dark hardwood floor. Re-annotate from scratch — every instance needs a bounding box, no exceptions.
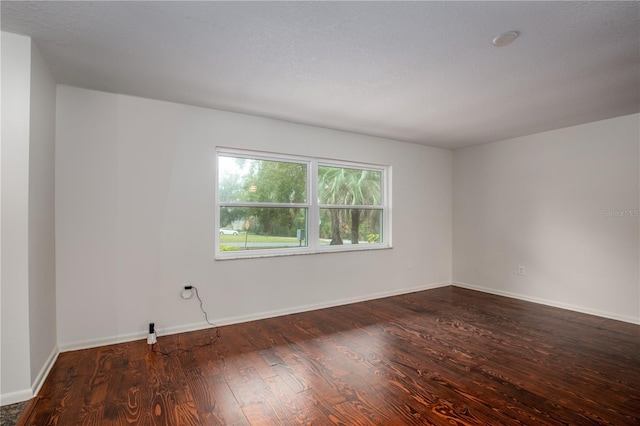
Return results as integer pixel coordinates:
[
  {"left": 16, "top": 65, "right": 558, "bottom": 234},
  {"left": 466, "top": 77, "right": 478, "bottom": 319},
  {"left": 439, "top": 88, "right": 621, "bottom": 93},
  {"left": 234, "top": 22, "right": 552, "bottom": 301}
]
[{"left": 19, "top": 286, "right": 640, "bottom": 425}]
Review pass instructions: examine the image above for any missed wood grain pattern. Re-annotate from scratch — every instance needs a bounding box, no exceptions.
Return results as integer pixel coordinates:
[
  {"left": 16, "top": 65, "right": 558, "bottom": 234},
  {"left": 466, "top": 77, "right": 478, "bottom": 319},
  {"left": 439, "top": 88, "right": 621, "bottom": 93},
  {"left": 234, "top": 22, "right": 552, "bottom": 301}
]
[{"left": 18, "top": 286, "right": 640, "bottom": 425}]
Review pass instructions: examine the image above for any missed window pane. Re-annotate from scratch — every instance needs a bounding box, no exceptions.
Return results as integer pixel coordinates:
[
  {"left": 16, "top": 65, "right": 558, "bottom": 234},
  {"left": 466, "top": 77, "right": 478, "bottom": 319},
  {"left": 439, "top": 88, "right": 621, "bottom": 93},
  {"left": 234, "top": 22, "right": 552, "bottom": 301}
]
[
  {"left": 319, "top": 208, "right": 382, "bottom": 245},
  {"left": 219, "top": 207, "right": 308, "bottom": 251},
  {"left": 219, "top": 155, "right": 307, "bottom": 204},
  {"left": 318, "top": 166, "right": 381, "bottom": 206}
]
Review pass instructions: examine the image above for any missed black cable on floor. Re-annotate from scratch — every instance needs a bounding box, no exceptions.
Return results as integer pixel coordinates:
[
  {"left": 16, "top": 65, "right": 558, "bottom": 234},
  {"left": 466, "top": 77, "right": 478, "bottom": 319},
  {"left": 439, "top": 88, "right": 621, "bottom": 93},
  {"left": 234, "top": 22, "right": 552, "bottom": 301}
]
[{"left": 152, "top": 286, "right": 220, "bottom": 356}]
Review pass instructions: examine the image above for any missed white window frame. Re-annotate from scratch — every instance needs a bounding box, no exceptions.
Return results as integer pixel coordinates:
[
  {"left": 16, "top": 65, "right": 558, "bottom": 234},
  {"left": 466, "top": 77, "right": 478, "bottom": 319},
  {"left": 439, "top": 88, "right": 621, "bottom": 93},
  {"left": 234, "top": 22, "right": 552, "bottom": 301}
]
[{"left": 215, "top": 147, "right": 391, "bottom": 260}]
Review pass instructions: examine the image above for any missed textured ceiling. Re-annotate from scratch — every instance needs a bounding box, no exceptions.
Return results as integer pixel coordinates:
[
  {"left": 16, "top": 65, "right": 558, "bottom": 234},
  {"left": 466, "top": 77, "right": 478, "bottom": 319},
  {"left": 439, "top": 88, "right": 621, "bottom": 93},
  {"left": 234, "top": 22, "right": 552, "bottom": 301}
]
[{"left": 2, "top": 1, "right": 639, "bottom": 149}]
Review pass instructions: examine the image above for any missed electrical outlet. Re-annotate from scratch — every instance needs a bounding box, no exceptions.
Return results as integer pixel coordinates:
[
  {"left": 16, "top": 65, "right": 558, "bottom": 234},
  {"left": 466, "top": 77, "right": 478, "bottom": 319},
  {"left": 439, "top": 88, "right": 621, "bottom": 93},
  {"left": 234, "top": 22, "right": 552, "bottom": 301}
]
[
  {"left": 517, "top": 266, "right": 525, "bottom": 275},
  {"left": 181, "top": 284, "right": 193, "bottom": 299}
]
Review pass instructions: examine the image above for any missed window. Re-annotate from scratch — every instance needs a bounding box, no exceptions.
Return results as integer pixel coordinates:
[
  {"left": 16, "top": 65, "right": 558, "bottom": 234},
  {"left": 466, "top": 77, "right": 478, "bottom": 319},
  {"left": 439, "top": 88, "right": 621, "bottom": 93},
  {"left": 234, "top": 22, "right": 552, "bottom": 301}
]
[
  {"left": 216, "top": 148, "right": 390, "bottom": 259},
  {"left": 318, "top": 165, "right": 384, "bottom": 246}
]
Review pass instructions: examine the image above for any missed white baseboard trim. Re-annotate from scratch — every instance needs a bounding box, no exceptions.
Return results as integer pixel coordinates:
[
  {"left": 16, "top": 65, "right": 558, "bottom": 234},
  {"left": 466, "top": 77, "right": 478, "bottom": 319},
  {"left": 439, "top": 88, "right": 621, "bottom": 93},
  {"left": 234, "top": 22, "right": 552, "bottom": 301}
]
[
  {"left": 453, "top": 281, "right": 640, "bottom": 325},
  {"left": 0, "top": 388, "right": 32, "bottom": 406},
  {"left": 58, "top": 330, "right": 149, "bottom": 353},
  {"left": 31, "top": 346, "right": 59, "bottom": 397},
  {"left": 59, "top": 281, "right": 452, "bottom": 352},
  {"left": 159, "top": 280, "right": 453, "bottom": 338}
]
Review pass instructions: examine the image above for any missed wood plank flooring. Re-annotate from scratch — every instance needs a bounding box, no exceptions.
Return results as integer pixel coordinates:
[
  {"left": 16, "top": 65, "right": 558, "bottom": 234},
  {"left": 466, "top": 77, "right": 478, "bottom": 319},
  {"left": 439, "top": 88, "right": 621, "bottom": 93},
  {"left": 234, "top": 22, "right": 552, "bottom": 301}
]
[{"left": 19, "top": 286, "right": 640, "bottom": 425}]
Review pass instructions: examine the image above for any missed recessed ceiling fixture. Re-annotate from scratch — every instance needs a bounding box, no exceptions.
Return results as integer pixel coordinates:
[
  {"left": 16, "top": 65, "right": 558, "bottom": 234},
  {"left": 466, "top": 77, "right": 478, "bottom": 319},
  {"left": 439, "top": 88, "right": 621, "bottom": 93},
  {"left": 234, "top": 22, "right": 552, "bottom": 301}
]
[{"left": 492, "top": 31, "right": 519, "bottom": 47}]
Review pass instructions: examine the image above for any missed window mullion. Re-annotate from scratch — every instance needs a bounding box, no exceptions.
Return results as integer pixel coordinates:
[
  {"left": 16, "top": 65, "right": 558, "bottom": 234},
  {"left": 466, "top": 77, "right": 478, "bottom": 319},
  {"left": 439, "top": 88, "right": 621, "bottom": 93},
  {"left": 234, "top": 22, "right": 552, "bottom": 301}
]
[
  {"left": 308, "top": 160, "right": 319, "bottom": 250},
  {"left": 220, "top": 202, "right": 308, "bottom": 209},
  {"left": 318, "top": 205, "right": 382, "bottom": 210}
]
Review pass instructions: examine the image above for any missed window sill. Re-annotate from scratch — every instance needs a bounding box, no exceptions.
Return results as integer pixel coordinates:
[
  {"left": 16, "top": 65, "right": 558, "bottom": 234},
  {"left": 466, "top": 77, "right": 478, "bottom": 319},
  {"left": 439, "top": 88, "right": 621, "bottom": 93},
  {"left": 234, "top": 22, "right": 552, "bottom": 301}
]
[{"left": 215, "top": 244, "right": 392, "bottom": 261}]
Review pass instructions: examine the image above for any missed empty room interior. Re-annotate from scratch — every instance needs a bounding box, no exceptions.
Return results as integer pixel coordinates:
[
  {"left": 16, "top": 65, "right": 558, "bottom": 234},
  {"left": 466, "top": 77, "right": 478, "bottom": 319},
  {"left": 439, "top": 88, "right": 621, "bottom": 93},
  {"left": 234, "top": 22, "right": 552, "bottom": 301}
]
[{"left": 1, "top": 1, "right": 639, "bottom": 425}]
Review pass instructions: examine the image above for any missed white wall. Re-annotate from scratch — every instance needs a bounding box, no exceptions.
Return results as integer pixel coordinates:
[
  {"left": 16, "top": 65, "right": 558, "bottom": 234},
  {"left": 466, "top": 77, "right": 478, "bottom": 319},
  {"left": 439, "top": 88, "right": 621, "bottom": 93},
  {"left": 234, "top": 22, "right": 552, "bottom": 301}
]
[
  {"left": 28, "top": 40, "right": 58, "bottom": 392},
  {"left": 1, "top": 31, "right": 33, "bottom": 404},
  {"left": 453, "top": 114, "right": 640, "bottom": 324},
  {"left": 55, "top": 86, "right": 453, "bottom": 349}
]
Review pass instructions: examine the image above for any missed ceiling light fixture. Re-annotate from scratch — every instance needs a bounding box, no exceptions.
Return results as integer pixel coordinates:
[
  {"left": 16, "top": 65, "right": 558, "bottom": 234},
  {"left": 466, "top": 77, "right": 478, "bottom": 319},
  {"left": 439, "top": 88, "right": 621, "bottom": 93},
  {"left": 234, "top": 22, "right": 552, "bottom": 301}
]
[{"left": 492, "top": 31, "right": 519, "bottom": 47}]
